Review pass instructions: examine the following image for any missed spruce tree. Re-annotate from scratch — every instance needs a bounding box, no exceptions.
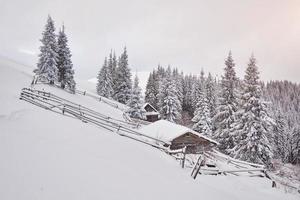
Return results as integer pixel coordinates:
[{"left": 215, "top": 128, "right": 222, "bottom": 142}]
[
  {"left": 35, "top": 15, "right": 58, "bottom": 84},
  {"left": 192, "top": 88, "right": 213, "bottom": 137},
  {"left": 205, "top": 73, "right": 217, "bottom": 120},
  {"left": 272, "top": 110, "right": 288, "bottom": 161},
  {"left": 182, "top": 74, "right": 195, "bottom": 115},
  {"left": 114, "top": 47, "right": 132, "bottom": 104},
  {"left": 214, "top": 52, "right": 238, "bottom": 152},
  {"left": 126, "top": 75, "right": 145, "bottom": 119},
  {"left": 57, "top": 25, "right": 76, "bottom": 92},
  {"left": 96, "top": 57, "right": 113, "bottom": 98},
  {"left": 172, "top": 68, "right": 184, "bottom": 107},
  {"left": 107, "top": 51, "right": 117, "bottom": 95},
  {"left": 158, "top": 67, "right": 182, "bottom": 123},
  {"left": 192, "top": 70, "right": 205, "bottom": 111},
  {"left": 145, "top": 72, "right": 158, "bottom": 108},
  {"left": 231, "top": 55, "right": 273, "bottom": 166},
  {"left": 192, "top": 79, "right": 202, "bottom": 111}
]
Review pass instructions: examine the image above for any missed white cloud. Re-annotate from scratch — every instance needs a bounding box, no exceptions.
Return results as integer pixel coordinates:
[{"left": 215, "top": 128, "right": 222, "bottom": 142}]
[{"left": 1, "top": 0, "right": 300, "bottom": 83}]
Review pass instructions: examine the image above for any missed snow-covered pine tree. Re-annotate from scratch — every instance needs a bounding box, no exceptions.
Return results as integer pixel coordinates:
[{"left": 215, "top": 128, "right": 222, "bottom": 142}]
[
  {"left": 182, "top": 74, "right": 195, "bottom": 115},
  {"left": 172, "top": 68, "right": 184, "bottom": 107},
  {"left": 158, "top": 67, "right": 182, "bottom": 123},
  {"left": 96, "top": 57, "right": 113, "bottom": 98},
  {"left": 156, "top": 65, "right": 166, "bottom": 81},
  {"left": 145, "top": 71, "right": 158, "bottom": 108},
  {"left": 57, "top": 25, "right": 76, "bottom": 92},
  {"left": 191, "top": 70, "right": 205, "bottom": 111},
  {"left": 35, "top": 15, "right": 58, "bottom": 84},
  {"left": 213, "top": 52, "right": 238, "bottom": 152},
  {"left": 231, "top": 55, "right": 273, "bottom": 166},
  {"left": 272, "top": 110, "right": 288, "bottom": 161},
  {"left": 107, "top": 51, "right": 117, "bottom": 95},
  {"left": 113, "top": 47, "right": 132, "bottom": 104},
  {"left": 126, "top": 75, "right": 145, "bottom": 119},
  {"left": 191, "top": 86, "right": 213, "bottom": 137},
  {"left": 200, "top": 69, "right": 205, "bottom": 84},
  {"left": 205, "top": 72, "right": 217, "bottom": 122}
]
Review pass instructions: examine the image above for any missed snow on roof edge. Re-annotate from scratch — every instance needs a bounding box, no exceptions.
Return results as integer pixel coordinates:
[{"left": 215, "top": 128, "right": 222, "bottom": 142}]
[
  {"left": 143, "top": 103, "right": 158, "bottom": 112},
  {"left": 139, "top": 120, "right": 218, "bottom": 145}
]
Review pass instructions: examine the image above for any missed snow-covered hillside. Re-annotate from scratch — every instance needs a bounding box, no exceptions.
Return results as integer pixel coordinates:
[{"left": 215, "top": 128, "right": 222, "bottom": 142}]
[{"left": 0, "top": 58, "right": 298, "bottom": 200}]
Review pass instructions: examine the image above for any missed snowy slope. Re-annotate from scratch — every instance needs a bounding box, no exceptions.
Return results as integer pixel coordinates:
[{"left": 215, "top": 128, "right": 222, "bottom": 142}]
[{"left": 0, "top": 58, "right": 298, "bottom": 200}]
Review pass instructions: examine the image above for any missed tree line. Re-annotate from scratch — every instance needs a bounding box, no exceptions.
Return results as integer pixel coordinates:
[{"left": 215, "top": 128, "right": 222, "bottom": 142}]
[
  {"left": 97, "top": 48, "right": 300, "bottom": 167},
  {"left": 144, "top": 52, "right": 300, "bottom": 166}
]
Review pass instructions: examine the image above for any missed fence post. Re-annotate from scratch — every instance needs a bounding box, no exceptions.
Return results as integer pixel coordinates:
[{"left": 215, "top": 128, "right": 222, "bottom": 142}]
[{"left": 182, "top": 146, "right": 187, "bottom": 169}]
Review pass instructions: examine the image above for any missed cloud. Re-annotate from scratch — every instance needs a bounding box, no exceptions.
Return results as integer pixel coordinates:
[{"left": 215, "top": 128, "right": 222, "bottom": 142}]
[{"left": 1, "top": 0, "right": 300, "bottom": 83}]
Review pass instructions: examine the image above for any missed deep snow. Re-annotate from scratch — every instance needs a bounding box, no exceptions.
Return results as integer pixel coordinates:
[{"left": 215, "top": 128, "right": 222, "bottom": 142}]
[{"left": 0, "top": 57, "right": 298, "bottom": 200}]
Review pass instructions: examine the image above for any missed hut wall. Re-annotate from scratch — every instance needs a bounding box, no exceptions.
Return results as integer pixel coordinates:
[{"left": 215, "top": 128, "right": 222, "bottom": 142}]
[
  {"left": 170, "top": 132, "right": 214, "bottom": 153},
  {"left": 146, "top": 115, "right": 159, "bottom": 122}
]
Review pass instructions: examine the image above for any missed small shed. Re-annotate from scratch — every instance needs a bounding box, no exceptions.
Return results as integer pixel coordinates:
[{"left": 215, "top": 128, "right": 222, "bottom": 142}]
[
  {"left": 139, "top": 120, "right": 218, "bottom": 153},
  {"left": 143, "top": 103, "right": 160, "bottom": 122}
]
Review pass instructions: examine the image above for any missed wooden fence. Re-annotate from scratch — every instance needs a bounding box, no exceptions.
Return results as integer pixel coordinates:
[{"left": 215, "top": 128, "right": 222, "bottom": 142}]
[{"left": 20, "top": 88, "right": 169, "bottom": 150}]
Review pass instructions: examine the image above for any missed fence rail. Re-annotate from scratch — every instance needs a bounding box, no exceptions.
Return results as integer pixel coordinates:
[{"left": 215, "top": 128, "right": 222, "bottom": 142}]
[
  {"left": 32, "top": 81, "right": 152, "bottom": 125},
  {"left": 75, "top": 89, "right": 122, "bottom": 110},
  {"left": 20, "top": 88, "right": 169, "bottom": 150}
]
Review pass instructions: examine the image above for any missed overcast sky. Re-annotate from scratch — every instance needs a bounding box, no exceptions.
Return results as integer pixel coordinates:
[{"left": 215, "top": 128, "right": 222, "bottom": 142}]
[{"left": 1, "top": 0, "right": 300, "bottom": 84}]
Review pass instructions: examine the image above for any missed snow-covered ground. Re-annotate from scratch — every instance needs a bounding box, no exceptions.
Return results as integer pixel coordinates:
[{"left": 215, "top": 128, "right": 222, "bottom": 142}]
[{"left": 0, "top": 57, "right": 298, "bottom": 200}]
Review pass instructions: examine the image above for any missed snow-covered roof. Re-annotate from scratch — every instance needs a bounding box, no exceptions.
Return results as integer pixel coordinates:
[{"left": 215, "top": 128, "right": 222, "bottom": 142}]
[
  {"left": 143, "top": 103, "right": 158, "bottom": 112},
  {"left": 139, "top": 120, "right": 218, "bottom": 144},
  {"left": 145, "top": 111, "right": 160, "bottom": 116}
]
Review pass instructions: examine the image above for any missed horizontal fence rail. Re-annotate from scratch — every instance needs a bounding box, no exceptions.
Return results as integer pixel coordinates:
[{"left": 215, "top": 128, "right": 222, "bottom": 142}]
[
  {"left": 32, "top": 80, "right": 155, "bottom": 127},
  {"left": 20, "top": 88, "right": 169, "bottom": 150}
]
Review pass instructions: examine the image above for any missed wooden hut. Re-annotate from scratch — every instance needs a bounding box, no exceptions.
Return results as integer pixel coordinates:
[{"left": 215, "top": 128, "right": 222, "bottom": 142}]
[
  {"left": 139, "top": 120, "right": 218, "bottom": 153},
  {"left": 143, "top": 103, "right": 160, "bottom": 122}
]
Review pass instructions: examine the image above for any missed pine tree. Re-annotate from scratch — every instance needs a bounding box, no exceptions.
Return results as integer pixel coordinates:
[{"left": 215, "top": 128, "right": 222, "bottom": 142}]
[
  {"left": 126, "top": 75, "right": 145, "bottom": 119},
  {"left": 182, "top": 74, "right": 195, "bottom": 115},
  {"left": 205, "top": 73, "right": 218, "bottom": 121},
  {"left": 145, "top": 72, "right": 159, "bottom": 108},
  {"left": 113, "top": 47, "right": 132, "bottom": 104},
  {"left": 231, "top": 55, "right": 273, "bottom": 166},
  {"left": 107, "top": 51, "right": 117, "bottom": 95},
  {"left": 192, "top": 70, "right": 205, "bottom": 111},
  {"left": 192, "top": 79, "right": 202, "bottom": 111},
  {"left": 272, "top": 110, "right": 288, "bottom": 161},
  {"left": 35, "top": 15, "right": 58, "bottom": 84},
  {"left": 96, "top": 57, "right": 113, "bottom": 98},
  {"left": 214, "top": 52, "right": 238, "bottom": 152},
  {"left": 192, "top": 89, "right": 213, "bottom": 137},
  {"left": 158, "top": 67, "right": 182, "bottom": 123},
  {"left": 57, "top": 25, "right": 76, "bottom": 92},
  {"left": 172, "top": 68, "right": 184, "bottom": 107}
]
